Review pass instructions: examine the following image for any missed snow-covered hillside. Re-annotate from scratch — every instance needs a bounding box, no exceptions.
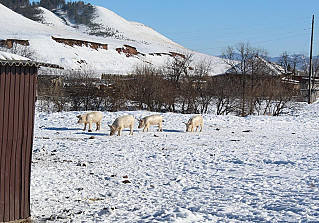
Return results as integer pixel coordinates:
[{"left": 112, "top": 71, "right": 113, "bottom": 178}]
[
  {"left": 0, "top": 3, "right": 229, "bottom": 76},
  {"left": 31, "top": 102, "right": 319, "bottom": 222}
]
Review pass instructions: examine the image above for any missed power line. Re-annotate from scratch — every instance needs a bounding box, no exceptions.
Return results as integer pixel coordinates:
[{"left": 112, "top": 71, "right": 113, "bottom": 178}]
[
  {"left": 192, "top": 33, "right": 310, "bottom": 51},
  {"left": 175, "top": 27, "right": 310, "bottom": 43},
  {"left": 166, "top": 17, "right": 311, "bottom": 35}
]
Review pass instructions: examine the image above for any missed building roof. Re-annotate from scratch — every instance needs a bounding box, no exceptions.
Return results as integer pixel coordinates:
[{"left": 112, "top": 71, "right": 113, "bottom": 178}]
[
  {"left": 0, "top": 59, "right": 63, "bottom": 69},
  {"left": 225, "top": 55, "right": 290, "bottom": 76},
  {"left": 256, "top": 56, "right": 287, "bottom": 76},
  {"left": 0, "top": 51, "right": 30, "bottom": 60},
  {"left": 0, "top": 51, "right": 63, "bottom": 69}
]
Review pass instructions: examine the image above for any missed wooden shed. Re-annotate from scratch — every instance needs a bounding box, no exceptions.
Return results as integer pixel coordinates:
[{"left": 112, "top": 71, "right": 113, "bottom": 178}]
[{"left": 0, "top": 53, "right": 62, "bottom": 222}]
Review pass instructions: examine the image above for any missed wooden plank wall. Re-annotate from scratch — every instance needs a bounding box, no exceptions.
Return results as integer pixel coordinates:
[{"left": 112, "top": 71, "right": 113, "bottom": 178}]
[{"left": 0, "top": 65, "right": 37, "bottom": 222}]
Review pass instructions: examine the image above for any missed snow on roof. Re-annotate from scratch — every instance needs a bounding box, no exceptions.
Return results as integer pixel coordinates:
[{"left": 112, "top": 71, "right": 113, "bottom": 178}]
[
  {"left": 0, "top": 51, "right": 63, "bottom": 69},
  {"left": 0, "top": 51, "right": 31, "bottom": 61},
  {"left": 256, "top": 56, "right": 287, "bottom": 76},
  {"left": 226, "top": 55, "right": 288, "bottom": 76}
]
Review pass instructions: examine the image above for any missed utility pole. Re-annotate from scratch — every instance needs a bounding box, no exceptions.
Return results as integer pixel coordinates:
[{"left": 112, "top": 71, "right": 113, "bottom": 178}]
[{"left": 308, "top": 15, "right": 314, "bottom": 104}]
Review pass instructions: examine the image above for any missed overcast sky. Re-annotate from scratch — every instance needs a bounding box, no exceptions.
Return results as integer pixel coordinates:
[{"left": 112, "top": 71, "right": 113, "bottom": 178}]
[{"left": 38, "top": 0, "right": 319, "bottom": 57}]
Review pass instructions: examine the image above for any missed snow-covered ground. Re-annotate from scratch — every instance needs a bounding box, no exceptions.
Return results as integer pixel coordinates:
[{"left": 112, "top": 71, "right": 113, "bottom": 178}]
[{"left": 31, "top": 103, "right": 319, "bottom": 222}]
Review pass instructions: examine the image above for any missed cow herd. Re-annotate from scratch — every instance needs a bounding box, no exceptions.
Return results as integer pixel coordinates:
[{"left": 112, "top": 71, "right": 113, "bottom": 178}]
[{"left": 77, "top": 111, "right": 203, "bottom": 136}]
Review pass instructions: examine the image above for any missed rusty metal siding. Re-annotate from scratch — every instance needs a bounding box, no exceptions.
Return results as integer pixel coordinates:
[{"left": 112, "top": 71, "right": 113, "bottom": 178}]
[
  {"left": 0, "top": 65, "right": 6, "bottom": 221},
  {"left": 0, "top": 65, "right": 37, "bottom": 222}
]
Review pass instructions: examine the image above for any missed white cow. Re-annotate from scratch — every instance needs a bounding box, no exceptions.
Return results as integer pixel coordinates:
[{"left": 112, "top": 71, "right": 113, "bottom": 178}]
[
  {"left": 109, "top": 115, "right": 135, "bottom": 136},
  {"left": 185, "top": 115, "right": 203, "bottom": 132},
  {"left": 77, "top": 111, "right": 103, "bottom": 132},
  {"left": 138, "top": 115, "right": 163, "bottom": 132}
]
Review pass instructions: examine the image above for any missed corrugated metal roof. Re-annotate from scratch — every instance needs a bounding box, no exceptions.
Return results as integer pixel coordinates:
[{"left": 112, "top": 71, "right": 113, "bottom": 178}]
[{"left": 0, "top": 60, "right": 63, "bottom": 69}]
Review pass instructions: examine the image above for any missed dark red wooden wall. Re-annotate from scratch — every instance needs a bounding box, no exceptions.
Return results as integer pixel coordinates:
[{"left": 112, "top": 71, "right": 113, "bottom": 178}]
[{"left": 0, "top": 64, "right": 37, "bottom": 222}]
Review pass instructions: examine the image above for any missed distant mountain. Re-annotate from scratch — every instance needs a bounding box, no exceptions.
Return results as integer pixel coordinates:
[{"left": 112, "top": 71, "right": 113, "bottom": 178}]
[
  {"left": 219, "top": 52, "right": 311, "bottom": 71},
  {"left": 0, "top": 3, "right": 229, "bottom": 76},
  {"left": 269, "top": 54, "right": 313, "bottom": 71}
]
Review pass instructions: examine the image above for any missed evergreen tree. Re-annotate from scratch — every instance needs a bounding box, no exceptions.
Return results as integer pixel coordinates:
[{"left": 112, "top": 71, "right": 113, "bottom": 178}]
[
  {"left": 0, "top": 0, "right": 30, "bottom": 9},
  {"left": 0, "top": 0, "right": 95, "bottom": 26},
  {"left": 0, "top": 0, "right": 43, "bottom": 21},
  {"left": 39, "top": 0, "right": 65, "bottom": 10},
  {"left": 62, "top": 1, "right": 94, "bottom": 26}
]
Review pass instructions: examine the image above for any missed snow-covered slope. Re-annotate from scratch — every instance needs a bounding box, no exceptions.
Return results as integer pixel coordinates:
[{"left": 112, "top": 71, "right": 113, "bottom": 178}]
[
  {"left": 91, "top": 6, "right": 180, "bottom": 47},
  {"left": 37, "top": 7, "right": 76, "bottom": 31},
  {"left": 0, "top": 3, "right": 229, "bottom": 76}
]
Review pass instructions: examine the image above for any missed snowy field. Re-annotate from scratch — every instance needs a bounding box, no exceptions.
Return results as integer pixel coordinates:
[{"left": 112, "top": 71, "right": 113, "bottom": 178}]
[{"left": 31, "top": 103, "right": 319, "bottom": 222}]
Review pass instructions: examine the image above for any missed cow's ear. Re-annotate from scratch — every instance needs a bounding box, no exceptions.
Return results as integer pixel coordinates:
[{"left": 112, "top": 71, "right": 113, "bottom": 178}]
[{"left": 77, "top": 115, "right": 81, "bottom": 118}]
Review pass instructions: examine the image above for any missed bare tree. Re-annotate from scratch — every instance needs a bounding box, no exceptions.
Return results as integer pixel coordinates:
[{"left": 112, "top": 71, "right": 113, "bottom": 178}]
[
  {"left": 37, "top": 69, "right": 67, "bottom": 112},
  {"left": 164, "top": 52, "right": 194, "bottom": 83},
  {"left": 223, "top": 43, "right": 257, "bottom": 116},
  {"left": 192, "top": 59, "right": 214, "bottom": 113},
  {"left": 290, "top": 54, "right": 302, "bottom": 77},
  {"left": 278, "top": 51, "right": 291, "bottom": 73},
  {"left": 221, "top": 43, "right": 297, "bottom": 116},
  {"left": 261, "top": 78, "right": 295, "bottom": 116},
  {"left": 63, "top": 69, "right": 104, "bottom": 111},
  {"left": 211, "top": 74, "right": 238, "bottom": 115},
  {"left": 127, "top": 64, "right": 175, "bottom": 112}
]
